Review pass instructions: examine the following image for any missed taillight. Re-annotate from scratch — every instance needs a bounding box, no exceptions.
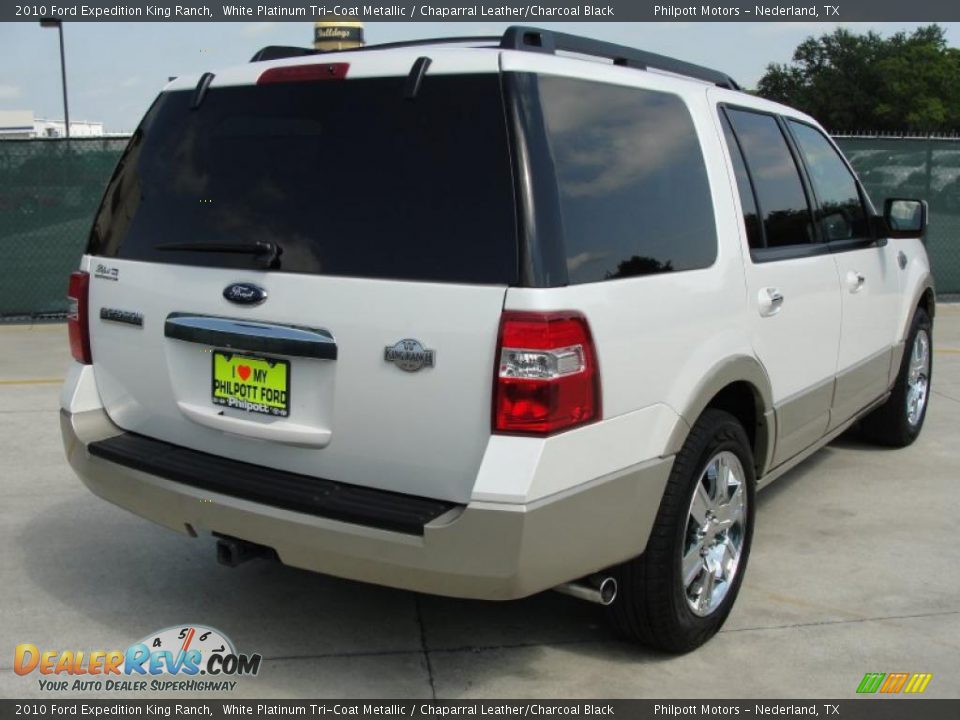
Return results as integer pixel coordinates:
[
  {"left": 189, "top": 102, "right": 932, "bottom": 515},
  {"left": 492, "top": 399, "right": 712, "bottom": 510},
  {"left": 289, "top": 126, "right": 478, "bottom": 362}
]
[
  {"left": 257, "top": 63, "right": 349, "bottom": 85},
  {"left": 67, "top": 271, "right": 92, "bottom": 364},
  {"left": 494, "top": 311, "right": 600, "bottom": 435}
]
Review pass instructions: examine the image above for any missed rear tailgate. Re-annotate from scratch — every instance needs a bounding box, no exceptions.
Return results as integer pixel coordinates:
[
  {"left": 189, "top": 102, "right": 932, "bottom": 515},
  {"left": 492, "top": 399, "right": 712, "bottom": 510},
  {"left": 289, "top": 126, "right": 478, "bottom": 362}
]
[
  {"left": 84, "top": 52, "right": 516, "bottom": 505},
  {"left": 87, "top": 262, "right": 506, "bottom": 504}
]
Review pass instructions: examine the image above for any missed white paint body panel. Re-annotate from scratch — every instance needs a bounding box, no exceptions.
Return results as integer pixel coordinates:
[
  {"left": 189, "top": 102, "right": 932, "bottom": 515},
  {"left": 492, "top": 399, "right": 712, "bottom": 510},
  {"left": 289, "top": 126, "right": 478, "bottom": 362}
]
[
  {"left": 740, "top": 251, "right": 843, "bottom": 402},
  {"left": 895, "top": 239, "right": 934, "bottom": 339},
  {"left": 471, "top": 403, "right": 682, "bottom": 504},
  {"left": 832, "top": 243, "right": 902, "bottom": 405},
  {"left": 707, "top": 87, "right": 843, "bottom": 406},
  {"left": 60, "top": 363, "right": 103, "bottom": 414},
  {"left": 82, "top": 256, "right": 507, "bottom": 505}
]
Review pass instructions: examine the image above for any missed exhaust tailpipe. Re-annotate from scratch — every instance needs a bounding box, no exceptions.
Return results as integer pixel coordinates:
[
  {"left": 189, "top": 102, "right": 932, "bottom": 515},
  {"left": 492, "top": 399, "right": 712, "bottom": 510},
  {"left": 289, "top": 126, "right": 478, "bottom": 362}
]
[
  {"left": 554, "top": 575, "right": 618, "bottom": 606},
  {"left": 215, "top": 535, "right": 275, "bottom": 567}
]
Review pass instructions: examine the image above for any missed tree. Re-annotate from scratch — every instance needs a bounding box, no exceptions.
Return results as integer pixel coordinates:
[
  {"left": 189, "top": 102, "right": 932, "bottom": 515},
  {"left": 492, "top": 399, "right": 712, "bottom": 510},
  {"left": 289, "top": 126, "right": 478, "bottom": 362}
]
[{"left": 755, "top": 25, "right": 960, "bottom": 133}]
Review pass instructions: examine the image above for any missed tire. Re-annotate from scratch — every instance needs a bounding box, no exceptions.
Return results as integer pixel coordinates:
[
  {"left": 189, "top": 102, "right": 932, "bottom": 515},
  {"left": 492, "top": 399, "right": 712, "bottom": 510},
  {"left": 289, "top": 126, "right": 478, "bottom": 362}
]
[
  {"left": 859, "top": 308, "right": 932, "bottom": 447},
  {"left": 607, "top": 409, "right": 756, "bottom": 652}
]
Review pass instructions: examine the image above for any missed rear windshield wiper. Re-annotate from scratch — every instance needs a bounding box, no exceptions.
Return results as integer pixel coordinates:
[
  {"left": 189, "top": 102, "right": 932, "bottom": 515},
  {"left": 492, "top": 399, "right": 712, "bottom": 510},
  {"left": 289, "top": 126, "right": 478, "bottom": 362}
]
[{"left": 155, "top": 240, "right": 282, "bottom": 269}]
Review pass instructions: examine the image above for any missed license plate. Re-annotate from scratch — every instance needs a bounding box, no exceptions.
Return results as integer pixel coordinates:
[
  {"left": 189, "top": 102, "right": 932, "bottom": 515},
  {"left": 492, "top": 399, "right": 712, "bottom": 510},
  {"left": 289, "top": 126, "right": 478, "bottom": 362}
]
[{"left": 212, "top": 351, "right": 290, "bottom": 417}]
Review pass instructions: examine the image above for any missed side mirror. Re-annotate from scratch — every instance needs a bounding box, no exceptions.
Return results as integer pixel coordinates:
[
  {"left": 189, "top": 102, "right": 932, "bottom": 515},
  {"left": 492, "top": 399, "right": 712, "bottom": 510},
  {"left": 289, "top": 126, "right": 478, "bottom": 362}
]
[{"left": 883, "top": 198, "right": 927, "bottom": 238}]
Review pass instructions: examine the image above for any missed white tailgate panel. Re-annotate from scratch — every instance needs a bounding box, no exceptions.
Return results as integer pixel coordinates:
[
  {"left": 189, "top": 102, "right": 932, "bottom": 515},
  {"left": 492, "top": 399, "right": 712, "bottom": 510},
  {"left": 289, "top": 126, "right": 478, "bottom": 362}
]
[{"left": 84, "top": 256, "right": 506, "bottom": 505}]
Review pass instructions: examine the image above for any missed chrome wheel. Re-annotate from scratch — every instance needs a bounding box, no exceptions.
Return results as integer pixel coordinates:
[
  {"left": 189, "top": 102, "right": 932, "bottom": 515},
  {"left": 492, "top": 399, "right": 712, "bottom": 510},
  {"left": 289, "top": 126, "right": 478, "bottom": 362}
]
[
  {"left": 906, "top": 329, "right": 930, "bottom": 427},
  {"left": 681, "top": 451, "right": 748, "bottom": 617}
]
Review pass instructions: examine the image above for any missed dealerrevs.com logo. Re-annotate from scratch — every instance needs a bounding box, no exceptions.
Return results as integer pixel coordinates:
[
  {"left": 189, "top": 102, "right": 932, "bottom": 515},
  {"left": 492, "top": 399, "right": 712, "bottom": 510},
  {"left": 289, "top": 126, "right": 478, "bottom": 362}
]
[{"left": 14, "top": 625, "right": 261, "bottom": 693}]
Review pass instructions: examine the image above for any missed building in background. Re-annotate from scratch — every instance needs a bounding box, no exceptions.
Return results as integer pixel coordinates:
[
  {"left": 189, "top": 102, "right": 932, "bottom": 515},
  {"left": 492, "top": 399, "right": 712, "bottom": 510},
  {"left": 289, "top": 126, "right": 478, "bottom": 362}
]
[{"left": 0, "top": 110, "right": 103, "bottom": 139}]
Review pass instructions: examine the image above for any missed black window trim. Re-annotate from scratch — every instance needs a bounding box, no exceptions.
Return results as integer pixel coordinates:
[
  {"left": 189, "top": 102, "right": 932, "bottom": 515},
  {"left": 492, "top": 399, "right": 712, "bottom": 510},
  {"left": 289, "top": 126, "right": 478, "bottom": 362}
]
[
  {"left": 781, "top": 117, "right": 882, "bottom": 254},
  {"left": 719, "top": 102, "right": 828, "bottom": 264},
  {"left": 502, "top": 71, "right": 569, "bottom": 287},
  {"left": 719, "top": 107, "right": 767, "bottom": 250},
  {"left": 776, "top": 113, "right": 825, "bottom": 245}
]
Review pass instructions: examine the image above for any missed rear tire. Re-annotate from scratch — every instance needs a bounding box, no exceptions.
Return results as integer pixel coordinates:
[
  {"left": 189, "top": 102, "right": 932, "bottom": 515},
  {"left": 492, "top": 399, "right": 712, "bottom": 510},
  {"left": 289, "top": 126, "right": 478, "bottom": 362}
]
[
  {"left": 607, "top": 409, "right": 756, "bottom": 652},
  {"left": 859, "top": 308, "right": 932, "bottom": 447}
]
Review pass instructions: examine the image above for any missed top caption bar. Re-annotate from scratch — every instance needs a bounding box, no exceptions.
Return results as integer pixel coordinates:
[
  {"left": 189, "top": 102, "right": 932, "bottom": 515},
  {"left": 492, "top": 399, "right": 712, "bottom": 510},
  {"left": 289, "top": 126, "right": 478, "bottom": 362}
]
[{"left": 5, "top": 0, "right": 960, "bottom": 22}]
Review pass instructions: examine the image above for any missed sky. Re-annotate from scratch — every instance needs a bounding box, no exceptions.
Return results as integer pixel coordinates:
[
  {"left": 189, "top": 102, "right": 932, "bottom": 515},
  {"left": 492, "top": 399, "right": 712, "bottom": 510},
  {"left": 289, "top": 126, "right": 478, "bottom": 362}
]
[{"left": 1, "top": 21, "right": 958, "bottom": 133}]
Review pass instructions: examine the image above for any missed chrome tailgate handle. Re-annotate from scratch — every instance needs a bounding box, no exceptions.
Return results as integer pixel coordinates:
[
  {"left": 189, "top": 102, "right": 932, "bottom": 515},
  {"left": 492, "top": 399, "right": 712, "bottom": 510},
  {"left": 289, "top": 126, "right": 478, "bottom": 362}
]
[{"left": 165, "top": 314, "right": 337, "bottom": 360}]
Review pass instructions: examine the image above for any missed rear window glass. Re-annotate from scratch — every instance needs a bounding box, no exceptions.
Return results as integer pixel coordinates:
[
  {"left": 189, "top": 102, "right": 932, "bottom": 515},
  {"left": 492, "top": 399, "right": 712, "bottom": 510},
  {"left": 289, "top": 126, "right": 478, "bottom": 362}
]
[
  {"left": 537, "top": 76, "right": 717, "bottom": 284},
  {"left": 88, "top": 74, "right": 518, "bottom": 285}
]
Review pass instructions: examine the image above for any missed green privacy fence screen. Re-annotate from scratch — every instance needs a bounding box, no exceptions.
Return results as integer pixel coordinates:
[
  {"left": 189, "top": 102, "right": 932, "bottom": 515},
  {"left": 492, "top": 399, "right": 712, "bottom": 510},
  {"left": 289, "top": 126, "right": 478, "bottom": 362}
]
[
  {"left": 835, "top": 135, "right": 960, "bottom": 297},
  {"left": 0, "top": 138, "right": 130, "bottom": 319},
  {"left": 0, "top": 134, "right": 958, "bottom": 319}
]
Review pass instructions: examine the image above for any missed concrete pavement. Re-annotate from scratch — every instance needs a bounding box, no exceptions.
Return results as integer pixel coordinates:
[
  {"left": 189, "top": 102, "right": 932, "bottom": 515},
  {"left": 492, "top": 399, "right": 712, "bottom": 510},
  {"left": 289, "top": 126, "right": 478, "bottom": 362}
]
[{"left": 1, "top": 309, "right": 958, "bottom": 699}]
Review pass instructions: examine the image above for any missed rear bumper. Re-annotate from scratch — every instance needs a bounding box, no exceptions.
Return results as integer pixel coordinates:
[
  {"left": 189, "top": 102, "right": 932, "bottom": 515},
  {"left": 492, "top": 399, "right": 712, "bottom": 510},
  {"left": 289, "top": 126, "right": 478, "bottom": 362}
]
[{"left": 61, "top": 407, "right": 673, "bottom": 600}]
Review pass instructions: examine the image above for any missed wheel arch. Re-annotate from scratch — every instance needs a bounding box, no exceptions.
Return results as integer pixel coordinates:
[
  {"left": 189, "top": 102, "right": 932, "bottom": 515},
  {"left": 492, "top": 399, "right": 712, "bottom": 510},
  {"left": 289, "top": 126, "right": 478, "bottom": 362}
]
[
  {"left": 901, "top": 274, "right": 935, "bottom": 342},
  {"left": 666, "top": 356, "right": 775, "bottom": 478},
  {"left": 917, "top": 284, "right": 936, "bottom": 323}
]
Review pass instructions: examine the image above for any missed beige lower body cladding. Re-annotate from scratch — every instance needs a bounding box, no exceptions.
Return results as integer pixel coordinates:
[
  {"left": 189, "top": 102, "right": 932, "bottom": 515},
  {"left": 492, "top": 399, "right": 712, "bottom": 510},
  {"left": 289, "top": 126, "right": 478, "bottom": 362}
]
[{"left": 61, "top": 408, "right": 673, "bottom": 600}]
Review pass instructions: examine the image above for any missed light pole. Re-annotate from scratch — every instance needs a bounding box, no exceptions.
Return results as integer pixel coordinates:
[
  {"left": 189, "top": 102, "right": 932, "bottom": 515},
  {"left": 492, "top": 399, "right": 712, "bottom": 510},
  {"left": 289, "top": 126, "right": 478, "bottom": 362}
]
[{"left": 39, "top": 19, "right": 70, "bottom": 138}]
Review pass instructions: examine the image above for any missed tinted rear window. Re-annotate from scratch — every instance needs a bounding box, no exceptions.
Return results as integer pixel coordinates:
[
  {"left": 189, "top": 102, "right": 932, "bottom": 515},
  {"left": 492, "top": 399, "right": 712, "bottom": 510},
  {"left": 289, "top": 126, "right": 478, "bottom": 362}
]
[
  {"left": 89, "top": 74, "right": 518, "bottom": 285},
  {"left": 537, "top": 76, "right": 717, "bottom": 284}
]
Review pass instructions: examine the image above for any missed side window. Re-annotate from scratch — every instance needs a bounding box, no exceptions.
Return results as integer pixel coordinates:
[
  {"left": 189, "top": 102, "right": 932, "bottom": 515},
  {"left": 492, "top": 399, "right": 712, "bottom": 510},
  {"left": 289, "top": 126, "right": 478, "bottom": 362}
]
[
  {"left": 788, "top": 120, "right": 869, "bottom": 241},
  {"left": 725, "top": 109, "right": 815, "bottom": 249},
  {"left": 720, "top": 112, "right": 763, "bottom": 250},
  {"left": 537, "top": 76, "right": 717, "bottom": 284}
]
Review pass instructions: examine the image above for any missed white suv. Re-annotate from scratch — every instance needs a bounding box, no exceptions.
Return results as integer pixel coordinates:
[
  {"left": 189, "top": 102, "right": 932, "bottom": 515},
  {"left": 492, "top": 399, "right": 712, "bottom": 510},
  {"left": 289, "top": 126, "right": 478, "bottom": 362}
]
[{"left": 60, "top": 27, "right": 935, "bottom": 652}]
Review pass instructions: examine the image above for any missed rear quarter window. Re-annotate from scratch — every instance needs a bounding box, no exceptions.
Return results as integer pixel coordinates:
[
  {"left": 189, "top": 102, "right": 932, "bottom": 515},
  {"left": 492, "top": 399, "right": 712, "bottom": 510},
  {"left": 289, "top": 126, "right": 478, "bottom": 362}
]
[{"left": 537, "top": 76, "right": 717, "bottom": 284}]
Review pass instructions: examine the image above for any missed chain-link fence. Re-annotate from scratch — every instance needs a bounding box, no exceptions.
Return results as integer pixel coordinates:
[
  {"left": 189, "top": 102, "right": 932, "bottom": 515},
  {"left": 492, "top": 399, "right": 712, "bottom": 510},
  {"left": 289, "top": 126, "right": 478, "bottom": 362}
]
[
  {"left": 0, "top": 137, "right": 129, "bottom": 320},
  {"left": 0, "top": 134, "right": 958, "bottom": 320},
  {"left": 836, "top": 135, "right": 960, "bottom": 296}
]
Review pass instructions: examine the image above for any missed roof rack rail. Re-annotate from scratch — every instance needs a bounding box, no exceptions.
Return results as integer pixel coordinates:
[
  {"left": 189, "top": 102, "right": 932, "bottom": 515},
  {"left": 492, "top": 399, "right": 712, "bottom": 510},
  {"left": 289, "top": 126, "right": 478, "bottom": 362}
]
[
  {"left": 250, "top": 36, "right": 500, "bottom": 63},
  {"left": 248, "top": 27, "right": 740, "bottom": 91},
  {"left": 499, "top": 26, "right": 740, "bottom": 91}
]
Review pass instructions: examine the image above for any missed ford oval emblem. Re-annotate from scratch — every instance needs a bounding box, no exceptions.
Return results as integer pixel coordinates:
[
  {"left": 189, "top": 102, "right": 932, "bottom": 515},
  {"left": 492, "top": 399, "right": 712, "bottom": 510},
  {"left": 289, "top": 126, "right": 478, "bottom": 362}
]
[{"left": 223, "top": 283, "right": 267, "bottom": 306}]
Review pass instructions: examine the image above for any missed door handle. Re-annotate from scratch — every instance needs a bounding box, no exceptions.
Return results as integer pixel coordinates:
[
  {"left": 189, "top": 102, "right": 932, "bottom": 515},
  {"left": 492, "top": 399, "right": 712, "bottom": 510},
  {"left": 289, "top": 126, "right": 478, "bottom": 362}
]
[
  {"left": 758, "top": 287, "right": 784, "bottom": 317},
  {"left": 846, "top": 270, "right": 866, "bottom": 293}
]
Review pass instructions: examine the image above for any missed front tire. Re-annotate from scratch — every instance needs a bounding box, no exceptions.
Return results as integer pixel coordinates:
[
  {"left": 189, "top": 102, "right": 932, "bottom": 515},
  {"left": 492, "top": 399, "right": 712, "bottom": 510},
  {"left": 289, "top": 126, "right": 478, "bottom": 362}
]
[
  {"left": 859, "top": 307, "right": 932, "bottom": 447},
  {"left": 607, "top": 409, "right": 756, "bottom": 652}
]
